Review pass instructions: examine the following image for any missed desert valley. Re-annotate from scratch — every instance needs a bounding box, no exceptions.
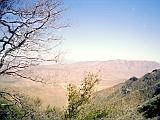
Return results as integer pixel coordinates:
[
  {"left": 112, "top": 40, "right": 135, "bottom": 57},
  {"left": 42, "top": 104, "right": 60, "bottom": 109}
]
[
  {"left": 0, "top": 0, "right": 160, "bottom": 119},
  {"left": 0, "top": 60, "right": 159, "bottom": 108}
]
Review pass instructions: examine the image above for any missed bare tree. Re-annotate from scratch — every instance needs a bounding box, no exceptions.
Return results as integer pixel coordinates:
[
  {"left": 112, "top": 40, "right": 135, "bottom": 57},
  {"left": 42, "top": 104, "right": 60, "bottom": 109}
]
[{"left": 0, "top": 0, "right": 65, "bottom": 81}]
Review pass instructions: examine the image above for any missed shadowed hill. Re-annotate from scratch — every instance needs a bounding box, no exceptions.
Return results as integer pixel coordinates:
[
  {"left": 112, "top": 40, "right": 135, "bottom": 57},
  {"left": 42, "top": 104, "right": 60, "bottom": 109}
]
[{"left": 93, "top": 69, "right": 160, "bottom": 119}]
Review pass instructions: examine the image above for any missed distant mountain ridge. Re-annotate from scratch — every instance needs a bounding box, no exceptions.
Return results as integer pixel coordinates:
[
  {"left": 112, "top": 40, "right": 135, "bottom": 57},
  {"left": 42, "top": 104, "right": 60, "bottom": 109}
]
[
  {"left": 0, "top": 59, "right": 160, "bottom": 108},
  {"left": 32, "top": 59, "right": 160, "bottom": 87}
]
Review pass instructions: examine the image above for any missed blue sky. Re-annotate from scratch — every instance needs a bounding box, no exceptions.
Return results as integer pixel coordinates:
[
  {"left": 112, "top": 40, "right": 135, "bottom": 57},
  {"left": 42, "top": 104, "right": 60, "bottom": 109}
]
[{"left": 60, "top": 0, "right": 160, "bottom": 62}]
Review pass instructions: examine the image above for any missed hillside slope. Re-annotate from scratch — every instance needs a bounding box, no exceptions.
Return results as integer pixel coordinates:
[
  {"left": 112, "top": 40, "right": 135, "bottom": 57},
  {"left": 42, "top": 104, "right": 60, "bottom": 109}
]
[{"left": 93, "top": 69, "right": 160, "bottom": 119}]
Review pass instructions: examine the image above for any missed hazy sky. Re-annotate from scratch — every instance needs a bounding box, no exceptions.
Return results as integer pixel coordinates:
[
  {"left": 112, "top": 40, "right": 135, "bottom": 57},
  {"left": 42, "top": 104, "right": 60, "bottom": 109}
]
[{"left": 60, "top": 0, "right": 160, "bottom": 62}]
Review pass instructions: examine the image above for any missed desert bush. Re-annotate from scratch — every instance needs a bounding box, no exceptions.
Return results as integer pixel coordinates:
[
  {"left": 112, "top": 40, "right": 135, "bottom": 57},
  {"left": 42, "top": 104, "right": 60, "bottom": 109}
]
[{"left": 63, "top": 73, "right": 101, "bottom": 120}]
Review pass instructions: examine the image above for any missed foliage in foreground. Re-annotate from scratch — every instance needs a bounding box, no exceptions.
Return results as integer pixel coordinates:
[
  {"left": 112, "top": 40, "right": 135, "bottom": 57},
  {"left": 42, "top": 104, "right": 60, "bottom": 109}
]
[
  {"left": 1, "top": 69, "right": 160, "bottom": 120},
  {"left": 63, "top": 73, "right": 120, "bottom": 120},
  {"left": 137, "top": 82, "right": 160, "bottom": 119},
  {"left": 0, "top": 90, "right": 40, "bottom": 120},
  {"left": 0, "top": 89, "right": 61, "bottom": 120},
  {"left": 63, "top": 73, "right": 100, "bottom": 119},
  {"left": 138, "top": 94, "right": 160, "bottom": 119},
  {"left": 0, "top": 73, "right": 119, "bottom": 120}
]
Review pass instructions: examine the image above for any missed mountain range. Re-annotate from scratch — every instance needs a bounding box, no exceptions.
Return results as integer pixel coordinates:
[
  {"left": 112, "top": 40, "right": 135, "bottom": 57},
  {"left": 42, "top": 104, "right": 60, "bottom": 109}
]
[
  {"left": 31, "top": 59, "right": 160, "bottom": 87},
  {"left": 0, "top": 59, "right": 160, "bottom": 108}
]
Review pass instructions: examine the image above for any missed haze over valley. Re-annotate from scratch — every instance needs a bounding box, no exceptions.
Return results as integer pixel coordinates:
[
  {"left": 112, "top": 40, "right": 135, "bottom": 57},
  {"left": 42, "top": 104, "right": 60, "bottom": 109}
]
[
  {"left": 0, "top": 0, "right": 160, "bottom": 119},
  {"left": 0, "top": 60, "right": 159, "bottom": 108}
]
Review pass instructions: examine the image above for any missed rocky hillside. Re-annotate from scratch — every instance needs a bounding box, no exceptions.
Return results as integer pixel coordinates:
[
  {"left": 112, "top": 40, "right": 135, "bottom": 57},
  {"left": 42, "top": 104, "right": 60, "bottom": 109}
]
[{"left": 93, "top": 69, "right": 160, "bottom": 119}]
